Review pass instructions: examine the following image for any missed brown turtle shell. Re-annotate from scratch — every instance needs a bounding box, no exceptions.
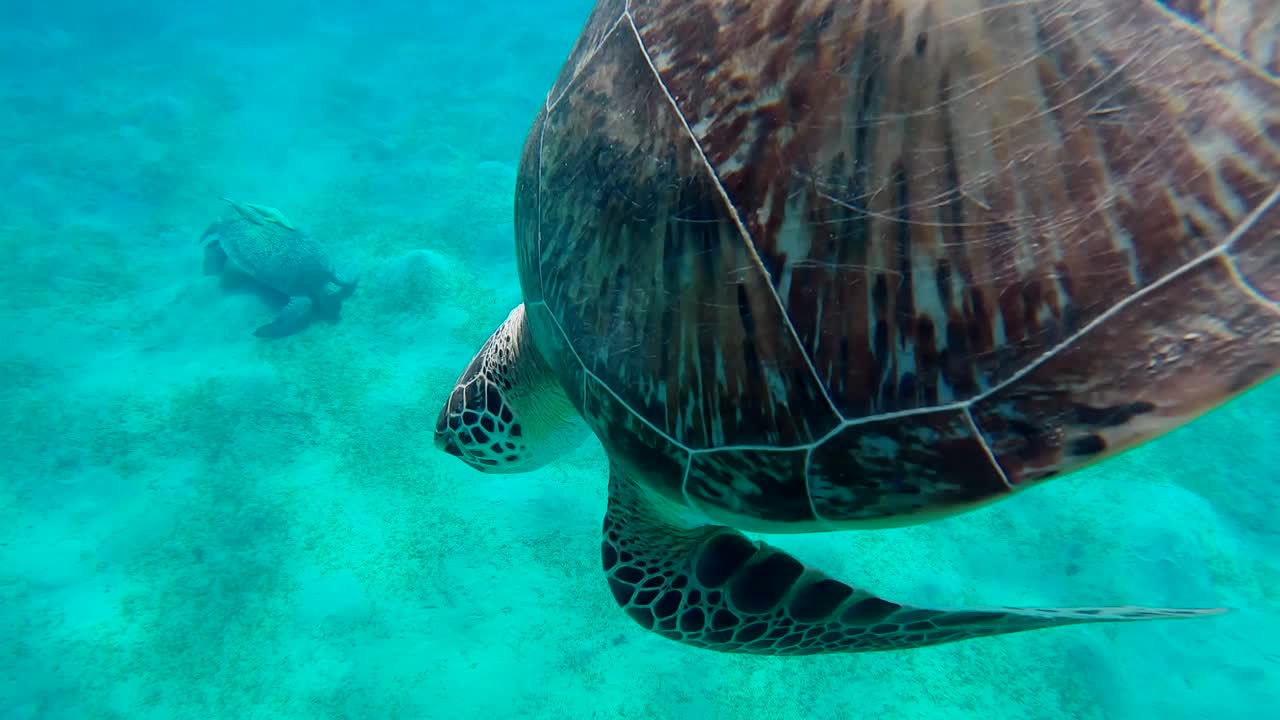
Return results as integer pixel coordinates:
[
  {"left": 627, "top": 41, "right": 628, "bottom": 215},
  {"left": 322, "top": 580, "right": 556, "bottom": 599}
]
[{"left": 515, "top": 0, "right": 1280, "bottom": 530}]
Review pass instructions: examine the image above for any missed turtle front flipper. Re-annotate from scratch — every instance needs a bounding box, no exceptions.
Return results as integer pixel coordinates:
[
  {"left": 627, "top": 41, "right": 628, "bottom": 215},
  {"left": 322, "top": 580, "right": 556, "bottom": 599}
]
[
  {"left": 435, "top": 304, "right": 589, "bottom": 473},
  {"left": 202, "top": 239, "right": 227, "bottom": 276},
  {"left": 254, "top": 296, "right": 313, "bottom": 338},
  {"left": 603, "top": 467, "right": 1225, "bottom": 656}
]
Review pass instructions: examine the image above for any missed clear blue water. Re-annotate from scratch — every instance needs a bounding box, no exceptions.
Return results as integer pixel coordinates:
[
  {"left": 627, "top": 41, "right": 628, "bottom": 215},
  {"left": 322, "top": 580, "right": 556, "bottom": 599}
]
[{"left": 1, "top": 2, "right": 1276, "bottom": 718}]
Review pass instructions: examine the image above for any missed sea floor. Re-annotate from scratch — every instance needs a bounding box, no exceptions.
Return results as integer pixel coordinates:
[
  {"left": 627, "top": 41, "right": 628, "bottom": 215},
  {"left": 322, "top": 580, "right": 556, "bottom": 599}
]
[{"left": 1, "top": 3, "right": 1277, "bottom": 719}]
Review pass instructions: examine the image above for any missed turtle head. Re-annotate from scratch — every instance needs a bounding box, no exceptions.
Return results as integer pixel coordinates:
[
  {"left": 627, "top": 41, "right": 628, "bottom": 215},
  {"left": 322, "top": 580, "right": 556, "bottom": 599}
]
[
  {"left": 434, "top": 304, "right": 589, "bottom": 474},
  {"left": 434, "top": 357, "right": 528, "bottom": 473}
]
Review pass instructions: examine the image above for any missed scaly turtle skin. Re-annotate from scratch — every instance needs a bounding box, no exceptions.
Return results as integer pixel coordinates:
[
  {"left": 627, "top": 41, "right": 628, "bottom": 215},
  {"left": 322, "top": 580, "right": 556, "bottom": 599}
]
[
  {"left": 436, "top": 0, "right": 1280, "bottom": 655},
  {"left": 201, "top": 197, "right": 358, "bottom": 338}
]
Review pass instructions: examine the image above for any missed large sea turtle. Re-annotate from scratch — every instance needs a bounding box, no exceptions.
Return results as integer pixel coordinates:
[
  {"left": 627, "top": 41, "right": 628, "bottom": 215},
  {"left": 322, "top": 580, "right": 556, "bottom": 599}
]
[
  {"left": 435, "top": 0, "right": 1279, "bottom": 655},
  {"left": 201, "top": 197, "right": 358, "bottom": 338}
]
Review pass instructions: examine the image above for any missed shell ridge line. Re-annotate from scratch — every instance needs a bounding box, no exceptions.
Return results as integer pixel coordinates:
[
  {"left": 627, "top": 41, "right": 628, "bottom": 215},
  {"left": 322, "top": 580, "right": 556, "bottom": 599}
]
[
  {"left": 802, "top": 448, "right": 839, "bottom": 529},
  {"left": 1143, "top": 0, "right": 1280, "bottom": 83},
  {"left": 964, "top": 405, "right": 1013, "bottom": 489},
  {"left": 536, "top": 117, "right": 547, "bottom": 300},
  {"left": 623, "top": 10, "right": 844, "bottom": 424},
  {"left": 546, "top": 10, "right": 630, "bottom": 113},
  {"left": 1224, "top": 184, "right": 1280, "bottom": 315},
  {"left": 968, "top": 184, "right": 1280, "bottom": 409}
]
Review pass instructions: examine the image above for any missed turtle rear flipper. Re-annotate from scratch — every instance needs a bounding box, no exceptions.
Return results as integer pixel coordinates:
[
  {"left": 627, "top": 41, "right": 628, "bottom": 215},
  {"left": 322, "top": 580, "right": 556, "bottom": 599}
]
[
  {"left": 603, "top": 466, "right": 1226, "bottom": 656},
  {"left": 254, "top": 296, "right": 313, "bottom": 338}
]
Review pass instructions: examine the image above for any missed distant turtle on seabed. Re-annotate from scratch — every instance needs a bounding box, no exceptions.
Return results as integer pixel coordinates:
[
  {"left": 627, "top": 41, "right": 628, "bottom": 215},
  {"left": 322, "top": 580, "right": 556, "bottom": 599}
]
[
  {"left": 201, "top": 197, "right": 359, "bottom": 338},
  {"left": 434, "top": 0, "right": 1280, "bottom": 655}
]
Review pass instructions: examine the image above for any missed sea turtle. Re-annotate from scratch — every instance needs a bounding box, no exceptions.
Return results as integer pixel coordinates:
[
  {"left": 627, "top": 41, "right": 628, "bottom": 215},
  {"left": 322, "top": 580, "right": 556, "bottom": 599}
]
[
  {"left": 200, "top": 197, "right": 359, "bottom": 338},
  {"left": 435, "top": 0, "right": 1280, "bottom": 655}
]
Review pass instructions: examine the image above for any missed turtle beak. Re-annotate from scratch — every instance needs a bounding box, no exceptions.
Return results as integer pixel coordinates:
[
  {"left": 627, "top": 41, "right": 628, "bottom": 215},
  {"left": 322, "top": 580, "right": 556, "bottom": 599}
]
[{"left": 438, "top": 435, "right": 464, "bottom": 458}]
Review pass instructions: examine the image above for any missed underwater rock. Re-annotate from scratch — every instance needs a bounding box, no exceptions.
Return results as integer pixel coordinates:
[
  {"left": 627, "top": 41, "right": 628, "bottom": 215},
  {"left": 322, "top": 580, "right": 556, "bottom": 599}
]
[{"left": 362, "top": 248, "right": 446, "bottom": 314}]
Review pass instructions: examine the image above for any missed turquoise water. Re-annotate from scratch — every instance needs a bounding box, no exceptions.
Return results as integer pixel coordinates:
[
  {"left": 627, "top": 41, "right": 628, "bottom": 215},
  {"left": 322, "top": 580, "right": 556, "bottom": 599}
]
[{"left": 1, "top": 2, "right": 1277, "bottom": 718}]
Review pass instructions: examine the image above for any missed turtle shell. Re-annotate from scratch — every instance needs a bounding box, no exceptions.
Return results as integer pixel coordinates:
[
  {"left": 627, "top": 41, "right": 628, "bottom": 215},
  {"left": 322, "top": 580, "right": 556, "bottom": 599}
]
[
  {"left": 514, "top": 0, "right": 1280, "bottom": 530},
  {"left": 215, "top": 204, "right": 335, "bottom": 298}
]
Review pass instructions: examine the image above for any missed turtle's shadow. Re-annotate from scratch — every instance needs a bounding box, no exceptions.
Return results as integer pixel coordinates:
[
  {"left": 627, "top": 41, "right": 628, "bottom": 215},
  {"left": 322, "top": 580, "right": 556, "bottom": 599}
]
[
  {"left": 213, "top": 271, "right": 352, "bottom": 336},
  {"left": 214, "top": 269, "right": 280, "bottom": 306}
]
